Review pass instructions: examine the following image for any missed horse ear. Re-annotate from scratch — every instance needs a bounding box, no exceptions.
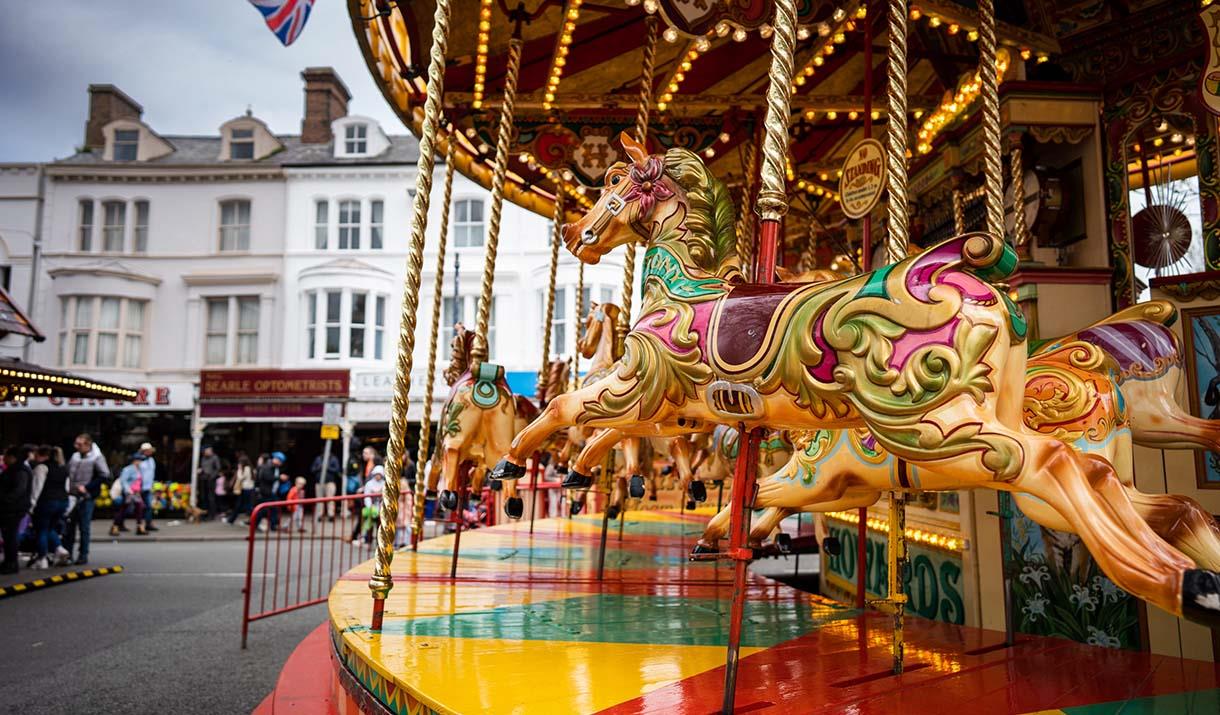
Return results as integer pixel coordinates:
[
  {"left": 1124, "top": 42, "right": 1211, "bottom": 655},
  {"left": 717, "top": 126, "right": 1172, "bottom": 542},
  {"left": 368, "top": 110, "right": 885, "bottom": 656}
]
[{"left": 619, "top": 131, "right": 648, "bottom": 166}]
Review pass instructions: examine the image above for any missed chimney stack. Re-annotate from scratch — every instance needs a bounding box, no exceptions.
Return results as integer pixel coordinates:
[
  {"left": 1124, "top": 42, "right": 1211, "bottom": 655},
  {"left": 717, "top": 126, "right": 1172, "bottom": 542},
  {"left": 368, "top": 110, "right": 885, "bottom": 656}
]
[
  {"left": 301, "top": 67, "right": 352, "bottom": 144},
  {"left": 84, "top": 85, "right": 143, "bottom": 150}
]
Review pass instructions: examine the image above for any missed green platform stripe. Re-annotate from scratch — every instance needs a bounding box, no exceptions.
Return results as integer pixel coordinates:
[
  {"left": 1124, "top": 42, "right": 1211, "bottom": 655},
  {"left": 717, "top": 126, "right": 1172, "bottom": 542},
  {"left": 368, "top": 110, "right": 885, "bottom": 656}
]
[
  {"left": 1059, "top": 688, "right": 1220, "bottom": 714},
  {"left": 0, "top": 565, "right": 122, "bottom": 599}
]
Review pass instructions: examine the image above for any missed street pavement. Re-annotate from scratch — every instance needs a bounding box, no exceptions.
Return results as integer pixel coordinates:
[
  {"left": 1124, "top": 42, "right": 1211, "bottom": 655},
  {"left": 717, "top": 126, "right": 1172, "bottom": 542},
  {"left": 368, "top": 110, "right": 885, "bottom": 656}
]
[{"left": 0, "top": 534, "right": 323, "bottom": 713}]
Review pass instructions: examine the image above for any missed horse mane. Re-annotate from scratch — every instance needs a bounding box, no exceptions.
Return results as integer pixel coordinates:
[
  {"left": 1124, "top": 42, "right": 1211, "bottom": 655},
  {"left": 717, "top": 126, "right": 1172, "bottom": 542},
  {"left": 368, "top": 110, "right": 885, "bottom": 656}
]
[
  {"left": 663, "top": 147, "right": 741, "bottom": 278},
  {"left": 599, "top": 303, "right": 624, "bottom": 361},
  {"left": 543, "top": 359, "right": 570, "bottom": 403},
  {"left": 443, "top": 329, "right": 476, "bottom": 386}
]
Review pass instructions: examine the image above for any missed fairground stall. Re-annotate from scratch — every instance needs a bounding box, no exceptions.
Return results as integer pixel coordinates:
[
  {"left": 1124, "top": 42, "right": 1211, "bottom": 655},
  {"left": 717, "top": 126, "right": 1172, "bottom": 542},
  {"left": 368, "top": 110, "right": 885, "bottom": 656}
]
[{"left": 254, "top": 1, "right": 1220, "bottom": 712}]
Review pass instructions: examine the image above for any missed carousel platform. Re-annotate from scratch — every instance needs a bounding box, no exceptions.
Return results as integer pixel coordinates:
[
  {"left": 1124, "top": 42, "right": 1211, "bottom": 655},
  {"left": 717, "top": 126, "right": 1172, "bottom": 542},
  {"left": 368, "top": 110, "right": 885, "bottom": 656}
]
[{"left": 264, "top": 510, "right": 1220, "bottom": 714}]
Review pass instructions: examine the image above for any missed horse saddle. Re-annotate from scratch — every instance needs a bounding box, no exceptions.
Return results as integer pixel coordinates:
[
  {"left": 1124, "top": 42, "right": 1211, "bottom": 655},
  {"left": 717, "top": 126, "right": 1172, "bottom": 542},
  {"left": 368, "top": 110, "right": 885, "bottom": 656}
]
[{"left": 708, "top": 282, "right": 808, "bottom": 378}]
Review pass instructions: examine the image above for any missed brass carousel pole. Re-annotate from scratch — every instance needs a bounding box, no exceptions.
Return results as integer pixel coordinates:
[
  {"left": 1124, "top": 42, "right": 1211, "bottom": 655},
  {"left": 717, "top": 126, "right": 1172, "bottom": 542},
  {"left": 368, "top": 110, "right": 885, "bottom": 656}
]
[
  {"left": 978, "top": 0, "right": 1004, "bottom": 240},
  {"left": 459, "top": 11, "right": 526, "bottom": 576},
  {"left": 617, "top": 14, "right": 658, "bottom": 349},
  {"left": 1010, "top": 132, "right": 1032, "bottom": 259},
  {"left": 368, "top": 0, "right": 453, "bottom": 630},
  {"left": 857, "top": 2, "right": 875, "bottom": 614},
  {"left": 878, "top": 0, "right": 910, "bottom": 675},
  {"left": 722, "top": 0, "right": 796, "bottom": 711},
  {"left": 735, "top": 134, "right": 758, "bottom": 277},
  {"left": 411, "top": 140, "right": 457, "bottom": 551},
  {"left": 531, "top": 194, "right": 565, "bottom": 534}
]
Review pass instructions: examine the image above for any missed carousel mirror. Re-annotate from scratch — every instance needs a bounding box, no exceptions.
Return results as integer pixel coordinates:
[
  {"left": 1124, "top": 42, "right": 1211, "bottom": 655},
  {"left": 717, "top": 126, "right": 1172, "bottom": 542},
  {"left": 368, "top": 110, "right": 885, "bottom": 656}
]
[{"left": 1125, "top": 113, "right": 1204, "bottom": 301}]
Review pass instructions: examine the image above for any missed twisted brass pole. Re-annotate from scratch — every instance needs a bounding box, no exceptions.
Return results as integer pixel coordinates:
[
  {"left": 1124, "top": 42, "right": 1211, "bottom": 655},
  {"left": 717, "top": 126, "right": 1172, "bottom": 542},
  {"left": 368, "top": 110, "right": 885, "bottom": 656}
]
[
  {"left": 735, "top": 135, "right": 758, "bottom": 274},
  {"left": 572, "top": 260, "right": 584, "bottom": 385},
  {"left": 538, "top": 193, "right": 565, "bottom": 402},
  {"left": 1009, "top": 134, "right": 1031, "bottom": 258},
  {"left": 368, "top": 0, "right": 452, "bottom": 623},
  {"left": 413, "top": 141, "right": 456, "bottom": 542},
  {"left": 883, "top": 0, "right": 909, "bottom": 266},
  {"left": 618, "top": 15, "right": 658, "bottom": 348},
  {"left": 754, "top": 0, "right": 796, "bottom": 223},
  {"left": 952, "top": 188, "right": 965, "bottom": 235},
  {"left": 472, "top": 35, "right": 524, "bottom": 368},
  {"left": 978, "top": 0, "right": 1003, "bottom": 240}
]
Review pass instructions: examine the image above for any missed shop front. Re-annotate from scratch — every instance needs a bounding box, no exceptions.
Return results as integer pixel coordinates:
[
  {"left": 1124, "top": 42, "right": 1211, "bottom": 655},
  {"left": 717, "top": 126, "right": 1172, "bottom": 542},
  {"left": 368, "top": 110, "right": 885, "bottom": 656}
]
[{"left": 195, "top": 369, "right": 350, "bottom": 499}]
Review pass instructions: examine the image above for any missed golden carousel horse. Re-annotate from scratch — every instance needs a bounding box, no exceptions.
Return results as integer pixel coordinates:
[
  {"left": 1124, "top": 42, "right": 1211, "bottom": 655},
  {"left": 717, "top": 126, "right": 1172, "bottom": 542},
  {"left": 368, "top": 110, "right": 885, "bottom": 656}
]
[
  {"left": 491, "top": 133, "right": 1220, "bottom": 627},
  {"left": 697, "top": 307, "right": 1220, "bottom": 574},
  {"left": 428, "top": 327, "right": 536, "bottom": 519}
]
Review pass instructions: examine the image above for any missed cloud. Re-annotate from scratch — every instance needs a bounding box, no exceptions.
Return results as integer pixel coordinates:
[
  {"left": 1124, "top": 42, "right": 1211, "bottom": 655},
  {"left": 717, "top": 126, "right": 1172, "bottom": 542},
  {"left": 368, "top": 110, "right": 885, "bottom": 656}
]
[{"left": 0, "top": 0, "right": 404, "bottom": 161}]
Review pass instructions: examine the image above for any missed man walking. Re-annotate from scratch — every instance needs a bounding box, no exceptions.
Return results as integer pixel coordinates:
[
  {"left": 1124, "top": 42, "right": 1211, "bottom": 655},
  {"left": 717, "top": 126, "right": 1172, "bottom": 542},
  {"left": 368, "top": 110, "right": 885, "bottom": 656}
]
[
  {"left": 253, "top": 451, "right": 285, "bottom": 532},
  {"left": 63, "top": 434, "right": 110, "bottom": 565},
  {"left": 311, "top": 449, "right": 341, "bottom": 519},
  {"left": 198, "top": 446, "right": 221, "bottom": 520},
  {"left": 138, "top": 442, "right": 158, "bottom": 532}
]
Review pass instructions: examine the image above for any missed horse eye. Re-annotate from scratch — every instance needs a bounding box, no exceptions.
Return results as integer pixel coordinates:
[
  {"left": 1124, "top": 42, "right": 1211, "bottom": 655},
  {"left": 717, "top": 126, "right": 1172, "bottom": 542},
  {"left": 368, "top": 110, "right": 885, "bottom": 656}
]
[{"left": 610, "top": 175, "right": 622, "bottom": 185}]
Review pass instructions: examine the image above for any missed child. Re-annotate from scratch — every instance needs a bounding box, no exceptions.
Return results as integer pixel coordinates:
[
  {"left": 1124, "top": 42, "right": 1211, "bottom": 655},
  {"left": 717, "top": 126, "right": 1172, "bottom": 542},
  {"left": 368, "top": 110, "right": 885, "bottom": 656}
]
[
  {"left": 358, "top": 466, "right": 385, "bottom": 545},
  {"left": 287, "top": 476, "right": 307, "bottom": 532}
]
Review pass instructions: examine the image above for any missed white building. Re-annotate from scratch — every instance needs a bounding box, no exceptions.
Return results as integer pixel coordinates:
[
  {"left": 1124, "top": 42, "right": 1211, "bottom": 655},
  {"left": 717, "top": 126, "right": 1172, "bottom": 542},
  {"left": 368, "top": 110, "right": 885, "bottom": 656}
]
[{"left": 0, "top": 67, "right": 631, "bottom": 482}]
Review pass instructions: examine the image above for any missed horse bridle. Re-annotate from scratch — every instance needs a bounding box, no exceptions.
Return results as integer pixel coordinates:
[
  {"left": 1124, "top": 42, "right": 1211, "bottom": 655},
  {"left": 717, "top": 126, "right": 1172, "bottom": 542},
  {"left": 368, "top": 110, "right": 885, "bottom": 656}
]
[{"left": 580, "top": 192, "right": 626, "bottom": 245}]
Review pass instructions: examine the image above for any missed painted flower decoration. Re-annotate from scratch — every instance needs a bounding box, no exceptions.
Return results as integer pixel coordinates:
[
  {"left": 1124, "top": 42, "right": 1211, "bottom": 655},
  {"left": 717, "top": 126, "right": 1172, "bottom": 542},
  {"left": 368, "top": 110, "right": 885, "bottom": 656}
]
[
  {"left": 1091, "top": 575, "right": 1122, "bottom": 604},
  {"left": 1069, "top": 584, "right": 1097, "bottom": 612},
  {"left": 1086, "top": 626, "right": 1121, "bottom": 649},
  {"left": 1021, "top": 593, "right": 1048, "bottom": 622},
  {"left": 624, "top": 156, "right": 674, "bottom": 217},
  {"left": 1019, "top": 564, "right": 1050, "bottom": 587}
]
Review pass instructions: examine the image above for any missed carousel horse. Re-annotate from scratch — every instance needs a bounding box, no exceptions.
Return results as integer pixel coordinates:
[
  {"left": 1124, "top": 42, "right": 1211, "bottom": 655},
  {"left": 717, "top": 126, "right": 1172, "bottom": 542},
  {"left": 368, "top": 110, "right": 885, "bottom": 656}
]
[
  {"left": 698, "top": 312, "right": 1220, "bottom": 573},
  {"left": 692, "top": 425, "right": 793, "bottom": 496},
  {"left": 428, "top": 327, "right": 534, "bottom": 519},
  {"left": 491, "top": 132, "right": 1220, "bottom": 627}
]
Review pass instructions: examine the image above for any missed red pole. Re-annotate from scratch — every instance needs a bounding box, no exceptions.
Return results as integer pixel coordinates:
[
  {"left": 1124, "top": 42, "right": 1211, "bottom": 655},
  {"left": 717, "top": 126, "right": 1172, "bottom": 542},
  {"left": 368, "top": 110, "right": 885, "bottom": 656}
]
[
  {"left": 240, "top": 502, "right": 260, "bottom": 649},
  {"left": 857, "top": 8, "right": 874, "bottom": 612},
  {"left": 723, "top": 211, "right": 780, "bottom": 714},
  {"left": 450, "top": 463, "right": 469, "bottom": 579}
]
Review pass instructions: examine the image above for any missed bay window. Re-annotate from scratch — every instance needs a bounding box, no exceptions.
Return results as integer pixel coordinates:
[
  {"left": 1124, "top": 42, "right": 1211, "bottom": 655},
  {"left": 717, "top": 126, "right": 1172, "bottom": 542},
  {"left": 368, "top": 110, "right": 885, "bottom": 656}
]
[{"left": 59, "top": 296, "right": 147, "bottom": 368}]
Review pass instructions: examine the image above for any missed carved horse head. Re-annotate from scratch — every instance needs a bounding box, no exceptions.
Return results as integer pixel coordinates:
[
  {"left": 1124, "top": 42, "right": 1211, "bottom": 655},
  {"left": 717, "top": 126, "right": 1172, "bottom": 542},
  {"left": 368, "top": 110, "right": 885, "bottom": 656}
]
[
  {"left": 563, "top": 132, "right": 741, "bottom": 279},
  {"left": 540, "top": 359, "right": 571, "bottom": 404},
  {"left": 577, "top": 302, "right": 622, "bottom": 361}
]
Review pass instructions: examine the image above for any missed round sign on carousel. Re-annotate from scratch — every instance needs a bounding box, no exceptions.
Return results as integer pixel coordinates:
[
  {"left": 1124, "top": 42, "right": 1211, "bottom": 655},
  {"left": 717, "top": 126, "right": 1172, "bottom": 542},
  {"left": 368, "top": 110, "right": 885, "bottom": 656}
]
[{"left": 838, "top": 138, "right": 887, "bottom": 220}]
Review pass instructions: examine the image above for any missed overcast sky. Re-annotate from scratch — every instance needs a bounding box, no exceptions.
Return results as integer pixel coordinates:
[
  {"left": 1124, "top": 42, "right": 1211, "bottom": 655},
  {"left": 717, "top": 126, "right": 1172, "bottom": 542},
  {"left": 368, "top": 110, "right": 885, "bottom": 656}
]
[{"left": 0, "top": 1, "right": 404, "bottom": 161}]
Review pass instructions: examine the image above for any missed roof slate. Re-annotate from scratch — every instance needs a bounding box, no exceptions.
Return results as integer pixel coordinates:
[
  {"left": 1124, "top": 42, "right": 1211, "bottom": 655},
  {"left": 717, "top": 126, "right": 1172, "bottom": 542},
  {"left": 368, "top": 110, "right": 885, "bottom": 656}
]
[{"left": 54, "top": 135, "right": 420, "bottom": 167}]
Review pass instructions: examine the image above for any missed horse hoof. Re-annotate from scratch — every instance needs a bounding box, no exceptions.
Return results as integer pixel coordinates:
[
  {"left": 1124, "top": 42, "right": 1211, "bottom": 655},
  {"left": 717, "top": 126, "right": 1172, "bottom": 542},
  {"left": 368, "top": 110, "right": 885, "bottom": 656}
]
[
  {"left": 425, "top": 489, "right": 438, "bottom": 500},
  {"left": 685, "top": 500, "right": 697, "bottom": 511},
  {"left": 689, "top": 480, "right": 708, "bottom": 503},
  {"left": 1183, "top": 569, "right": 1220, "bottom": 628},
  {"left": 821, "top": 536, "right": 841, "bottom": 556},
  {"left": 775, "top": 533, "right": 792, "bottom": 553},
  {"left": 556, "top": 464, "right": 569, "bottom": 475},
  {"left": 648, "top": 495, "right": 658, "bottom": 501},
  {"left": 562, "top": 470, "right": 594, "bottom": 489},
  {"left": 489, "top": 478, "right": 503, "bottom": 492},
  {"left": 570, "top": 500, "right": 584, "bottom": 516},
  {"left": 491, "top": 458, "right": 526, "bottom": 481},
  {"left": 606, "top": 505, "right": 620, "bottom": 520},
  {"left": 439, "top": 490, "right": 458, "bottom": 511},
  {"left": 505, "top": 497, "right": 524, "bottom": 519},
  {"left": 690, "top": 542, "right": 719, "bottom": 558},
  {"left": 628, "top": 475, "right": 646, "bottom": 499}
]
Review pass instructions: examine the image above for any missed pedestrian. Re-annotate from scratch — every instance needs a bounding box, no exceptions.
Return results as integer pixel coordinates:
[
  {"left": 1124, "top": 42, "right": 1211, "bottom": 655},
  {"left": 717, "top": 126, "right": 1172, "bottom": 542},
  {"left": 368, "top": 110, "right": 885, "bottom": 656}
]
[
  {"left": 198, "top": 446, "right": 221, "bottom": 520},
  {"left": 63, "top": 434, "right": 110, "bottom": 566},
  {"left": 0, "top": 445, "right": 33, "bottom": 574},
  {"left": 227, "top": 453, "right": 255, "bottom": 524},
  {"left": 110, "top": 453, "right": 147, "bottom": 536},
  {"left": 356, "top": 465, "right": 385, "bottom": 545},
  {"left": 287, "top": 477, "right": 307, "bottom": 532},
  {"left": 253, "top": 451, "right": 284, "bottom": 533},
  {"left": 28, "top": 446, "right": 70, "bottom": 569},
  {"left": 311, "top": 449, "right": 340, "bottom": 520},
  {"left": 138, "top": 442, "right": 159, "bottom": 532}
]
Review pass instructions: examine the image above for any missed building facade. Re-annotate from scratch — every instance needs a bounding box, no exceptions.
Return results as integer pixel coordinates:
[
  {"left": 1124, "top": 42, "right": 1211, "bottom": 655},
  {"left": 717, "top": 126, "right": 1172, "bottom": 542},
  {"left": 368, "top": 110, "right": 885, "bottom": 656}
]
[{"left": 0, "top": 68, "right": 632, "bottom": 485}]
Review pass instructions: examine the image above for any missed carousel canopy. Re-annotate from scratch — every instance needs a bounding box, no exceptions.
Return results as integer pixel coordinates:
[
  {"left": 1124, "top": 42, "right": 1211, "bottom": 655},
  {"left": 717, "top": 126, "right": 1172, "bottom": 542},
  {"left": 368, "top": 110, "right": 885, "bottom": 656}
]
[
  {"left": 347, "top": 0, "right": 1072, "bottom": 232},
  {"left": 0, "top": 286, "right": 44, "bottom": 343}
]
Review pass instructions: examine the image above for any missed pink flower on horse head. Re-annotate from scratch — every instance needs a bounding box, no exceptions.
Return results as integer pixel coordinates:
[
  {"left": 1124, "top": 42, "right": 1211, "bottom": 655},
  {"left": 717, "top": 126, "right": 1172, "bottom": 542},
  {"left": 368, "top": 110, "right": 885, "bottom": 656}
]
[{"left": 623, "top": 157, "right": 673, "bottom": 216}]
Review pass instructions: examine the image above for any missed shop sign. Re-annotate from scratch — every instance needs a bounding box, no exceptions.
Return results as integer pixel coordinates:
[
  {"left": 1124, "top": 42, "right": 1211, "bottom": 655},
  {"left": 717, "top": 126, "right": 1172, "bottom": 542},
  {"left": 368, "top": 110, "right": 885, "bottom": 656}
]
[
  {"left": 822, "top": 518, "right": 966, "bottom": 625},
  {"left": 350, "top": 370, "right": 448, "bottom": 401},
  {"left": 0, "top": 382, "right": 194, "bottom": 412},
  {"left": 200, "top": 369, "right": 349, "bottom": 400},
  {"left": 838, "top": 138, "right": 887, "bottom": 220},
  {"left": 1200, "top": 5, "right": 1220, "bottom": 116},
  {"left": 200, "top": 402, "right": 324, "bottom": 419}
]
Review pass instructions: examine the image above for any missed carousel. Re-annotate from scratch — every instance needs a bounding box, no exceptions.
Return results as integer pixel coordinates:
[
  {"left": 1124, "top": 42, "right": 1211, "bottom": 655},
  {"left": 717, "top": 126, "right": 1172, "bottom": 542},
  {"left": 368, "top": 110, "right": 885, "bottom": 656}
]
[{"left": 260, "top": 0, "right": 1220, "bottom": 712}]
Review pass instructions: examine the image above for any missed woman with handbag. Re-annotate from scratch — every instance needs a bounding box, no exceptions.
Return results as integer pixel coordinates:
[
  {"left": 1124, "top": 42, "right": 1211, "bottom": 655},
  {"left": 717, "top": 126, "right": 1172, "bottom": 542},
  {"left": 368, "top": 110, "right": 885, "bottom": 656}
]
[{"left": 110, "top": 453, "right": 147, "bottom": 536}]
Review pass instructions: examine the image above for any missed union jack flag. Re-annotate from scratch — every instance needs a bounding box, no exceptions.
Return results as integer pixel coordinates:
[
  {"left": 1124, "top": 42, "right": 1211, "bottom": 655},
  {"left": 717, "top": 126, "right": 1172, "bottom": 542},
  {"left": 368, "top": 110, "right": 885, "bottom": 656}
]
[{"left": 248, "top": 0, "right": 316, "bottom": 47}]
